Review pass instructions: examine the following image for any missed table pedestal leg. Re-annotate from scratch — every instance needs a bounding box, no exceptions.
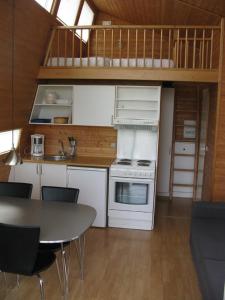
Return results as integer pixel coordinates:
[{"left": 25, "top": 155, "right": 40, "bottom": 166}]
[
  {"left": 75, "top": 234, "right": 86, "bottom": 280},
  {"left": 61, "top": 243, "right": 69, "bottom": 300}
]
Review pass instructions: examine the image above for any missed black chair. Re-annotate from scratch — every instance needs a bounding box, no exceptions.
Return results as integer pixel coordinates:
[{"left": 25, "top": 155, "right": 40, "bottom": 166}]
[
  {"left": 0, "top": 182, "right": 33, "bottom": 199},
  {"left": 0, "top": 223, "right": 56, "bottom": 300},
  {"left": 39, "top": 186, "right": 80, "bottom": 284},
  {"left": 39, "top": 186, "right": 79, "bottom": 253},
  {"left": 41, "top": 186, "right": 79, "bottom": 203}
]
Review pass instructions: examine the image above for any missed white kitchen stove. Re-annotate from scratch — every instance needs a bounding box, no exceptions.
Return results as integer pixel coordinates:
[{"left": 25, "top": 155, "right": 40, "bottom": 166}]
[
  {"left": 108, "top": 126, "right": 159, "bottom": 231},
  {"left": 110, "top": 159, "right": 155, "bottom": 179}
]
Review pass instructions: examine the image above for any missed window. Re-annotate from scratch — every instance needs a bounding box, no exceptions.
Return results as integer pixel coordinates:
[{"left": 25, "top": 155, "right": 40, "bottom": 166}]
[
  {"left": 57, "top": 0, "right": 81, "bottom": 26},
  {"left": 77, "top": 1, "right": 94, "bottom": 42},
  {"left": 34, "top": 0, "right": 53, "bottom": 12},
  {"left": 0, "top": 129, "right": 21, "bottom": 155}
]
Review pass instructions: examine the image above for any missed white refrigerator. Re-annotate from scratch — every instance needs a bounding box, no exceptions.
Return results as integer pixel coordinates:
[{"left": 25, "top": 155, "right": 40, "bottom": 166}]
[{"left": 67, "top": 166, "right": 108, "bottom": 227}]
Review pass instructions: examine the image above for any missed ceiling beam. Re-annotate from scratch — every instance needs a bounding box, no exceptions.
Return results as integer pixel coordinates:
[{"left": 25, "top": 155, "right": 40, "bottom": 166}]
[{"left": 176, "top": 0, "right": 223, "bottom": 18}]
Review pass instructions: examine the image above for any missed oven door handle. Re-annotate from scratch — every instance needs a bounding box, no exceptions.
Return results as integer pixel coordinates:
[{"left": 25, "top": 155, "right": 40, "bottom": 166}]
[{"left": 109, "top": 176, "right": 154, "bottom": 184}]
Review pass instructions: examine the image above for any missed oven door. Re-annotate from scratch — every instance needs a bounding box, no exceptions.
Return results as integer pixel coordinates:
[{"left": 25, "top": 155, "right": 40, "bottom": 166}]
[{"left": 109, "top": 176, "right": 154, "bottom": 212}]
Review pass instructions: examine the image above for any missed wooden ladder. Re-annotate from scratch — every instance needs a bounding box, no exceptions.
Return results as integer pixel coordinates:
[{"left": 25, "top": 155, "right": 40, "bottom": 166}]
[{"left": 169, "top": 85, "right": 200, "bottom": 200}]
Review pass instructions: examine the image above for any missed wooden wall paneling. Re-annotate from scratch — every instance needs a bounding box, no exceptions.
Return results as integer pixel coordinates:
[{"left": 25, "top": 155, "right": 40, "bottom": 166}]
[
  {"left": 212, "top": 19, "right": 225, "bottom": 201},
  {"left": 13, "top": 0, "right": 55, "bottom": 130},
  {"left": 0, "top": 1, "right": 12, "bottom": 131},
  {"left": 201, "top": 84, "right": 217, "bottom": 201},
  {"left": 92, "top": 0, "right": 221, "bottom": 26},
  {"left": 177, "top": 0, "right": 225, "bottom": 18},
  {"left": 0, "top": 0, "right": 55, "bottom": 181},
  {"left": 28, "top": 125, "right": 117, "bottom": 158}
]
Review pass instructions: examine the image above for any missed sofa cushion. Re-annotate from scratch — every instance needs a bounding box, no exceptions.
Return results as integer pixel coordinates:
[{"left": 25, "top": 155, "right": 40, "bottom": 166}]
[
  {"left": 203, "top": 259, "right": 225, "bottom": 300},
  {"left": 192, "top": 202, "right": 225, "bottom": 219},
  {"left": 191, "top": 218, "right": 225, "bottom": 260}
]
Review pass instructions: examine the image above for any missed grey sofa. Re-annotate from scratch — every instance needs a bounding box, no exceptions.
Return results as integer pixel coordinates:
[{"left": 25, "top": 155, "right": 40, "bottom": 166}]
[{"left": 190, "top": 201, "right": 225, "bottom": 300}]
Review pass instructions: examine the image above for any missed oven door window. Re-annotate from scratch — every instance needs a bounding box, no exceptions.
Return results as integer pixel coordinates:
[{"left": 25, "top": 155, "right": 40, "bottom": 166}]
[{"left": 115, "top": 182, "right": 148, "bottom": 205}]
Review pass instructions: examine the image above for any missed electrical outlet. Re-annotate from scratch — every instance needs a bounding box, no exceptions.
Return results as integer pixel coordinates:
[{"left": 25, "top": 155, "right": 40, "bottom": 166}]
[
  {"left": 102, "top": 20, "right": 112, "bottom": 26},
  {"left": 111, "top": 143, "right": 116, "bottom": 149}
]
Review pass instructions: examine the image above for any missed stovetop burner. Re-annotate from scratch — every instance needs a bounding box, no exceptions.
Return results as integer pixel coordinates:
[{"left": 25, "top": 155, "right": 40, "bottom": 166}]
[
  {"left": 137, "top": 160, "right": 151, "bottom": 167},
  {"left": 138, "top": 162, "right": 150, "bottom": 166},
  {"left": 137, "top": 160, "right": 151, "bottom": 164},
  {"left": 117, "top": 161, "right": 131, "bottom": 165},
  {"left": 117, "top": 159, "right": 132, "bottom": 165},
  {"left": 120, "top": 159, "right": 132, "bottom": 162}
]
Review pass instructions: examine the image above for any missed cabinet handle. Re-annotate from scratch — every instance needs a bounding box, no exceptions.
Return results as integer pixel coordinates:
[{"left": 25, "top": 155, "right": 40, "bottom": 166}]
[
  {"left": 36, "top": 164, "right": 39, "bottom": 175},
  {"left": 40, "top": 164, "right": 42, "bottom": 175}
]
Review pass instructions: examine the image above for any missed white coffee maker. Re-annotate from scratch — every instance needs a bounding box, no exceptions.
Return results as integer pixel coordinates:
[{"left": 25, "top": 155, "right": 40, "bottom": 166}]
[{"left": 31, "top": 134, "right": 44, "bottom": 157}]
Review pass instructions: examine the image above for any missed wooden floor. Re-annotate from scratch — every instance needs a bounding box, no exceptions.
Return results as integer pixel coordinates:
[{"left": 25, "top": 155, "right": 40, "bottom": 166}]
[{"left": 0, "top": 198, "right": 202, "bottom": 300}]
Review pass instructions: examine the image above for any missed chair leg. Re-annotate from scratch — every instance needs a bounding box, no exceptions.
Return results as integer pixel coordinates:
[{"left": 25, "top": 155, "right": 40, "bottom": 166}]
[
  {"left": 37, "top": 274, "right": 45, "bottom": 300},
  {"left": 55, "top": 257, "right": 63, "bottom": 294},
  {"left": 75, "top": 234, "right": 86, "bottom": 280},
  {"left": 67, "top": 243, "right": 71, "bottom": 278},
  {"left": 16, "top": 274, "right": 20, "bottom": 287},
  {"left": 2, "top": 272, "right": 7, "bottom": 288},
  {"left": 61, "top": 243, "right": 69, "bottom": 298}
]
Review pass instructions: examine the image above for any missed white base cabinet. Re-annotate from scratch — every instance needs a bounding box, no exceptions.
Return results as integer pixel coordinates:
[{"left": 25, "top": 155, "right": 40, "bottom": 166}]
[
  {"left": 9, "top": 162, "right": 40, "bottom": 199},
  {"left": 9, "top": 162, "right": 67, "bottom": 199},
  {"left": 67, "top": 166, "right": 107, "bottom": 227}
]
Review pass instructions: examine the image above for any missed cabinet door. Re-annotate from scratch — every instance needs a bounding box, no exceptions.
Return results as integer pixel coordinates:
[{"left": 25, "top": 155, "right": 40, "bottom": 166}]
[
  {"left": 40, "top": 164, "right": 67, "bottom": 189},
  {"left": 73, "top": 85, "right": 115, "bottom": 126},
  {"left": 67, "top": 167, "right": 107, "bottom": 227},
  {"left": 9, "top": 162, "right": 41, "bottom": 200}
]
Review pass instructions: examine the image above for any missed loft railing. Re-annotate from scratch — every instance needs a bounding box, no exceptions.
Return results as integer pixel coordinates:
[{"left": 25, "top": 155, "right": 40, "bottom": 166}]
[{"left": 43, "top": 24, "right": 221, "bottom": 70}]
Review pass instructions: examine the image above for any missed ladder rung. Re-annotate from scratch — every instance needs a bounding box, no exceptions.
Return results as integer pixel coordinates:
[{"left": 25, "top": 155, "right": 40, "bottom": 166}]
[
  {"left": 175, "top": 139, "right": 197, "bottom": 142},
  {"left": 173, "top": 183, "right": 194, "bottom": 187},
  {"left": 174, "top": 153, "right": 195, "bottom": 157},
  {"left": 176, "top": 110, "right": 198, "bottom": 113},
  {"left": 174, "top": 168, "right": 194, "bottom": 172},
  {"left": 175, "top": 124, "right": 196, "bottom": 128}
]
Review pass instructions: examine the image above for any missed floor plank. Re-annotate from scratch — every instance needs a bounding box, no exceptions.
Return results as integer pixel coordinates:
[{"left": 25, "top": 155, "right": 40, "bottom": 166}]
[{"left": 0, "top": 198, "right": 202, "bottom": 300}]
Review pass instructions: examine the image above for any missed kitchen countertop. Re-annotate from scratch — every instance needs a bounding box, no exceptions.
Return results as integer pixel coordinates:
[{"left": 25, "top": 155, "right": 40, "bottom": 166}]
[{"left": 23, "top": 155, "right": 114, "bottom": 168}]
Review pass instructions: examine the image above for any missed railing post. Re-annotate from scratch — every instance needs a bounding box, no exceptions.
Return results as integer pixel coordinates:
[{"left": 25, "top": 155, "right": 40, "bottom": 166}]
[
  {"left": 111, "top": 29, "right": 114, "bottom": 67},
  {"left": 87, "top": 28, "right": 90, "bottom": 67},
  {"left": 152, "top": 29, "right": 155, "bottom": 67},
  {"left": 135, "top": 29, "right": 138, "bottom": 67},
  {"left": 192, "top": 29, "right": 196, "bottom": 69},
  {"left": 160, "top": 29, "right": 163, "bottom": 68},
  {"left": 184, "top": 28, "right": 188, "bottom": 68},
  {"left": 95, "top": 29, "right": 98, "bottom": 66},
  {"left": 127, "top": 29, "right": 130, "bottom": 66},
  {"left": 143, "top": 29, "right": 146, "bottom": 66},
  {"left": 210, "top": 29, "right": 214, "bottom": 69},
  {"left": 64, "top": 29, "right": 67, "bottom": 66},
  {"left": 72, "top": 28, "right": 75, "bottom": 67},
  {"left": 43, "top": 28, "right": 56, "bottom": 66},
  {"left": 168, "top": 29, "right": 171, "bottom": 67}
]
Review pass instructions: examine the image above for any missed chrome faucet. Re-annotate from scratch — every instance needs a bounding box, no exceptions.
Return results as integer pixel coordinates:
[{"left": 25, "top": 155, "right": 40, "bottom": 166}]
[
  {"left": 58, "top": 139, "right": 66, "bottom": 156},
  {"left": 68, "top": 136, "right": 76, "bottom": 157}
]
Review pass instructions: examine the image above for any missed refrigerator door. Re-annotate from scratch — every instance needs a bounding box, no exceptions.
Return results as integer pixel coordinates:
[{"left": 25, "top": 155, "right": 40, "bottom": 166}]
[{"left": 67, "top": 167, "right": 107, "bottom": 227}]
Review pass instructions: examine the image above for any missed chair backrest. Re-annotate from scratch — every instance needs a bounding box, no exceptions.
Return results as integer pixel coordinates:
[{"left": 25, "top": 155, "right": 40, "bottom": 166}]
[
  {"left": 0, "top": 182, "right": 33, "bottom": 199},
  {"left": 41, "top": 186, "right": 79, "bottom": 203},
  {"left": 0, "top": 223, "right": 40, "bottom": 276}
]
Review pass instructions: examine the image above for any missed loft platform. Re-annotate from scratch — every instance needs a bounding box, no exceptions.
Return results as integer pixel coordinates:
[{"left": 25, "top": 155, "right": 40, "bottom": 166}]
[{"left": 38, "top": 24, "right": 223, "bottom": 83}]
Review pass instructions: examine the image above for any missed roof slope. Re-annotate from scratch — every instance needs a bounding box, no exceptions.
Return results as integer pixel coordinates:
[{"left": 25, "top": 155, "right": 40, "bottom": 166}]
[{"left": 92, "top": 0, "right": 224, "bottom": 25}]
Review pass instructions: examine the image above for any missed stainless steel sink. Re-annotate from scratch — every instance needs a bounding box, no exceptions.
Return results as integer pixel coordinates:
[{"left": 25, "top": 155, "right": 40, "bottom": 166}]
[{"left": 44, "top": 155, "right": 68, "bottom": 161}]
